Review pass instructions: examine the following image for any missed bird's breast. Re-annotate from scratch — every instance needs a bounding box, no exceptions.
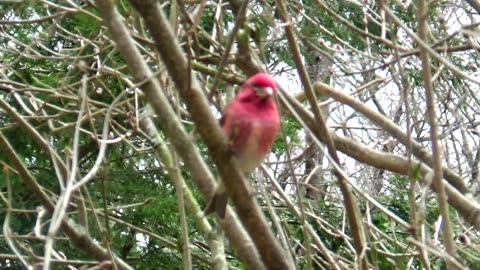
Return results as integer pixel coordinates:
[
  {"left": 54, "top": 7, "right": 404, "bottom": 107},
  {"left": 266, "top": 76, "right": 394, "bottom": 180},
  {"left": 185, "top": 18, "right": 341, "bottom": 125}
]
[{"left": 235, "top": 120, "right": 274, "bottom": 173}]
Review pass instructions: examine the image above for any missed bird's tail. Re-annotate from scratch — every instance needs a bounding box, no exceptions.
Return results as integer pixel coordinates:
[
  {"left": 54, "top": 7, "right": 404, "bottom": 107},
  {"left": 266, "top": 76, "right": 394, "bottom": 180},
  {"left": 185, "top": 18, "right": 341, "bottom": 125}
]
[{"left": 204, "top": 192, "right": 228, "bottom": 219}]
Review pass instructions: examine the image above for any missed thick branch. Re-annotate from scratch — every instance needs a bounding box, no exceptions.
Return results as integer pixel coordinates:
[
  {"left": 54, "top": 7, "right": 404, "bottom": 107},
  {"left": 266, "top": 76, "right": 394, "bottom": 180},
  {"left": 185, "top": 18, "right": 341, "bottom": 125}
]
[
  {"left": 95, "top": 0, "right": 286, "bottom": 268},
  {"left": 314, "top": 82, "right": 468, "bottom": 193},
  {"left": 279, "top": 90, "right": 480, "bottom": 230}
]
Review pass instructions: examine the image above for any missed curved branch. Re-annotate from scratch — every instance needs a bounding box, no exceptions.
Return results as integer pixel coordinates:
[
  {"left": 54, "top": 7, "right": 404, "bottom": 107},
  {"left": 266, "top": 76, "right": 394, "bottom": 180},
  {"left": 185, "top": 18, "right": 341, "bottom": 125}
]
[
  {"left": 94, "top": 0, "right": 280, "bottom": 269},
  {"left": 314, "top": 82, "right": 468, "bottom": 193},
  {"left": 279, "top": 88, "right": 480, "bottom": 230},
  {"left": 126, "top": 1, "right": 290, "bottom": 268},
  {"left": 0, "top": 133, "right": 133, "bottom": 270},
  {"left": 274, "top": 0, "right": 368, "bottom": 268}
]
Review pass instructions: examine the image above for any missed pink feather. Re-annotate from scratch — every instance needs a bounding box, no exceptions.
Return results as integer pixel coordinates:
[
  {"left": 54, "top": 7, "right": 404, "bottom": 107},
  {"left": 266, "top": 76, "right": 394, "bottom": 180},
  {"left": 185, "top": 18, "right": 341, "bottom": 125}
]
[
  {"left": 222, "top": 73, "right": 280, "bottom": 171},
  {"left": 205, "top": 73, "right": 280, "bottom": 218}
]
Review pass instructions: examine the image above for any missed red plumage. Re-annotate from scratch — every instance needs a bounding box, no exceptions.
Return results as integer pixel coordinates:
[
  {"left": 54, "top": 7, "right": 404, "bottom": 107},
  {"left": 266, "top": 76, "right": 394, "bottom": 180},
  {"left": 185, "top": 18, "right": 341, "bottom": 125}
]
[{"left": 205, "top": 72, "right": 280, "bottom": 218}]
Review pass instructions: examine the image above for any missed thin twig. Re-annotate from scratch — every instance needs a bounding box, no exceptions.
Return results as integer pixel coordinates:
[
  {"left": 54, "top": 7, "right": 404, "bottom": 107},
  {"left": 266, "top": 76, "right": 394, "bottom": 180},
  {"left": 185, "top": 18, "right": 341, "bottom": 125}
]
[{"left": 417, "top": 0, "right": 457, "bottom": 267}]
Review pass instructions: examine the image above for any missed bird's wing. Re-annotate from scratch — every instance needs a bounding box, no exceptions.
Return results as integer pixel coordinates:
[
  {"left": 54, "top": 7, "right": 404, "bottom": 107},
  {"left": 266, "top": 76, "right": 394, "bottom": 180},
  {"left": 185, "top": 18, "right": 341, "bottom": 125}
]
[{"left": 223, "top": 111, "right": 253, "bottom": 154}]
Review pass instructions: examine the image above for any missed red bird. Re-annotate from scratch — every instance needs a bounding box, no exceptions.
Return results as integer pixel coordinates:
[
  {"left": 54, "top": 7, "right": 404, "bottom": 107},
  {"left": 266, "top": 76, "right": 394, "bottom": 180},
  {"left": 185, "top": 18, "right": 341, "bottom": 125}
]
[{"left": 205, "top": 72, "right": 281, "bottom": 218}]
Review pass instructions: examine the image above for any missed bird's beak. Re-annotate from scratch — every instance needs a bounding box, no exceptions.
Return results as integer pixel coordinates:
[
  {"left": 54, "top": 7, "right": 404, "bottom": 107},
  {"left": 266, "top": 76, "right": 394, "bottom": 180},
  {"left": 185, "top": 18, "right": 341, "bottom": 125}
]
[{"left": 255, "top": 87, "right": 274, "bottom": 99}]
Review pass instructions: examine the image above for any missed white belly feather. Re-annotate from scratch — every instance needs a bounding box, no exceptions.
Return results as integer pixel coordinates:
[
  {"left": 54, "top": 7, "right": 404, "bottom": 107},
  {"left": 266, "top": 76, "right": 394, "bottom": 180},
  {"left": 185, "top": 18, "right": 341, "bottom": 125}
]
[{"left": 235, "top": 123, "right": 266, "bottom": 173}]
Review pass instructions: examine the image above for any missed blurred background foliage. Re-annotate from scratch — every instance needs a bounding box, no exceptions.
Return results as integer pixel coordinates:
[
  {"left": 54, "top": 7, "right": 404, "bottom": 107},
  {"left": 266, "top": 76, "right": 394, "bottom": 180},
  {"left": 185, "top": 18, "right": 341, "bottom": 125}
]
[{"left": 1, "top": 0, "right": 480, "bottom": 269}]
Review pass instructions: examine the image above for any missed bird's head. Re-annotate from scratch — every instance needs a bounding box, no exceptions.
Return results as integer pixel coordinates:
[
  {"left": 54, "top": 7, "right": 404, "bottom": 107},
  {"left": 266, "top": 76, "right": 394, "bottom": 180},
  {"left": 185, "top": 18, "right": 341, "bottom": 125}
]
[{"left": 242, "top": 72, "right": 277, "bottom": 100}]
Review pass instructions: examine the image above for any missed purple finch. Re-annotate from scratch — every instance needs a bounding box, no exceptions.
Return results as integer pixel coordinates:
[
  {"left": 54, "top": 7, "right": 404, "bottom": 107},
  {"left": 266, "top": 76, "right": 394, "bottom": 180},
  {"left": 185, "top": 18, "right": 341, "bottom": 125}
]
[{"left": 205, "top": 72, "right": 281, "bottom": 218}]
